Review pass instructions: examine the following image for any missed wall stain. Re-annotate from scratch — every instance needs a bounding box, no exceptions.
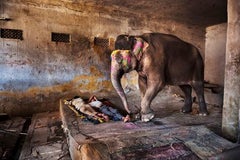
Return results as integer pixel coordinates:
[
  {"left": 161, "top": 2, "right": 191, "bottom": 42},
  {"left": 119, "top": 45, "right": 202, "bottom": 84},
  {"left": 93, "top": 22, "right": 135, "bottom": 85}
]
[
  {"left": 0, "top": 66, "right": 114, "bottom": 116},
  {"left": 0, "top": 68, "right": 112, "bottom": 97}
]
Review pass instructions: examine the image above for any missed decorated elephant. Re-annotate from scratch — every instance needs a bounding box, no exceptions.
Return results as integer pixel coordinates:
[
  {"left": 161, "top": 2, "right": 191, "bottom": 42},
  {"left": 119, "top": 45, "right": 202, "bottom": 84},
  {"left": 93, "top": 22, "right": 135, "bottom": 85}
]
[{"left": 110, "top": 33, "right": 208, "bottom": 122}]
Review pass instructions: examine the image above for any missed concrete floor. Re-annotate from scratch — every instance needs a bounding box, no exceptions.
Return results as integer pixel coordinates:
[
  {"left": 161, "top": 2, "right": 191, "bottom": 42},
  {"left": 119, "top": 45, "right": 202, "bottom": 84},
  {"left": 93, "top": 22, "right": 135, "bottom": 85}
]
[
  {"left": 60, "top": 89, "right": 236, "bottom": 160},
  {"left": 111, "top": 88, "right": 223, "bottom": 136},
  {"left": 0, "top": 89, "right": 229, "bottom": 160}
]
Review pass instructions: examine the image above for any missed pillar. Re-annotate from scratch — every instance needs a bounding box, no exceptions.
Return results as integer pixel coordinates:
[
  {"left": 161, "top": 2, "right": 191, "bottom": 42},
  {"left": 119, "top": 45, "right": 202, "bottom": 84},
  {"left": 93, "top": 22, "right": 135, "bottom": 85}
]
[{"left": 222, "top": 0, "right": 240, "bottom": 142}]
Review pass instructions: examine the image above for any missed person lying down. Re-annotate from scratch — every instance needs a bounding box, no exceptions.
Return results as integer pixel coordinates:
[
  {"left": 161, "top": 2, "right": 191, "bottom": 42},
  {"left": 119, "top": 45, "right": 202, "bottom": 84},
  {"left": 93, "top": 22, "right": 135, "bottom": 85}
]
[
  {"left": 88, "top": 95, "right": 130, "bottom": 122},
  {"left": 64, "top": 96, "right": 108, "bottom": 122},
  {"left": 64, "top": 96, "right": 130, "bottom": 123}
]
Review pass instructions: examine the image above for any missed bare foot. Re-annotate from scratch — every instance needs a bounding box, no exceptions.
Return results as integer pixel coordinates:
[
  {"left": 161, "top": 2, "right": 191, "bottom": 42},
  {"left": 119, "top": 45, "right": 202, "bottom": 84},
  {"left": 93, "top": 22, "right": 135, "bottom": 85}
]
[
  {"left": 88, "top": 95, "right": 98, "bottom": 102},
  {"left": 123, "top": 115, "right": 130, "bottom": 123},
  {"left": 96, "top": 113, "right": 109, "bottom": 122}
]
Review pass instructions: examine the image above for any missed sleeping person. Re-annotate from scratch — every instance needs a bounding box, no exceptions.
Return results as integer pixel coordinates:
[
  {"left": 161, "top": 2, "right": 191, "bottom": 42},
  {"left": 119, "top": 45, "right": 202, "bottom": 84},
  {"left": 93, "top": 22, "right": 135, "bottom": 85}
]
[
  {"left": 64, "top": 96, "right": 109, "bottom": 122},
  {"left": 88, "top": 95, "right": 130, "bottom": 122}
]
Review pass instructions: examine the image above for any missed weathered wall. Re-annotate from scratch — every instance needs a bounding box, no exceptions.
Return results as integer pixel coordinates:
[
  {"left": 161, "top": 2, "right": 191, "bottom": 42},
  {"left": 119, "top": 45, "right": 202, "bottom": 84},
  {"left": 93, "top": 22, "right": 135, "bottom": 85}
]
[
  {"left": 205, "top": 23, "right": 227, "bottom": 86},
  {"left": 0, "top": 0, "right": 121, "bottom": 115},
  {"left": 0, "top": 0, "right": 227, "bottom": 116}
]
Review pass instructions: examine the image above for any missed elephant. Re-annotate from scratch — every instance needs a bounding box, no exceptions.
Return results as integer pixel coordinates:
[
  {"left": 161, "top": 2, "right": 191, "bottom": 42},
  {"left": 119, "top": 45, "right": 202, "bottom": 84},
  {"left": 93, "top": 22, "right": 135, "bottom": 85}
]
[{"left": 110, "top": 33, "right": 208, "bottom": 122}]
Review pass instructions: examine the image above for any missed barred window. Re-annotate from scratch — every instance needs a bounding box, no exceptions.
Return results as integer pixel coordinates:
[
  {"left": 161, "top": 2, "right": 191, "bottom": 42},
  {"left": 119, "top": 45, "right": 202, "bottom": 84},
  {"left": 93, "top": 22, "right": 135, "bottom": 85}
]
[
  {"left": 94, "top": 37, "right": 109, "bottom": 48},
  {"left": 51, "top": 32, "right": 70, "bottom": 43},
  {"left": 0, "top": 28, "right": 23, "bottom": 40}
]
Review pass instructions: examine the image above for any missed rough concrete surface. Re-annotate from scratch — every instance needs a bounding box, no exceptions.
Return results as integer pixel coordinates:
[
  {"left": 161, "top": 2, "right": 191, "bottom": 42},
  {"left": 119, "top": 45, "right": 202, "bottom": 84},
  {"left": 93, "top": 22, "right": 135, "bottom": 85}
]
[{"left": 60, "top": 93, "right": 237, "bottom": 160}]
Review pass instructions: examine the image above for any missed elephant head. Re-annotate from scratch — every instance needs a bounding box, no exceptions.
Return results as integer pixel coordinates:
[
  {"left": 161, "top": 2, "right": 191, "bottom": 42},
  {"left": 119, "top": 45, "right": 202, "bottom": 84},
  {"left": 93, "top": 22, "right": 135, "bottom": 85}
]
[
  {"left": 115, "top": 35, "right": 148, "bottom": 61},
  {"left": 110, "top": 35, "right": 149, "bottom": 114}
]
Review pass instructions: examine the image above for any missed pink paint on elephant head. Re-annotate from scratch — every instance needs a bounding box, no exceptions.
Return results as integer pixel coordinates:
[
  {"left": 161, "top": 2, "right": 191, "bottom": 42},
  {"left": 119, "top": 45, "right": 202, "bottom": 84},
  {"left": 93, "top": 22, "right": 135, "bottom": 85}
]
[
  {"left": 133, "top": 40, "right": 143, "bottom": 56},
  {"left": 111, "top": 50, "right": 131, "bottom": 71}
]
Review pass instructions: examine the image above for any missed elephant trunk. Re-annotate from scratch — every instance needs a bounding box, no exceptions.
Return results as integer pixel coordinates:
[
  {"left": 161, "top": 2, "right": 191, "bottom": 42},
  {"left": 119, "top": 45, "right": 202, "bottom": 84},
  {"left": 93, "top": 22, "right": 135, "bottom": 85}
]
[{"left": 111, "top": 71, "right": 131, "bottom": 114}]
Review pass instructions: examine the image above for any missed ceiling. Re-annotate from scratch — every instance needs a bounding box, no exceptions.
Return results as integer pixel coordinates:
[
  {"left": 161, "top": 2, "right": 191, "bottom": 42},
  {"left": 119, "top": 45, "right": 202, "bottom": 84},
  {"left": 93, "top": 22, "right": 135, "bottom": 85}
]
[{"left": 71, "top": 0, "right": 227, "bottom": 27}]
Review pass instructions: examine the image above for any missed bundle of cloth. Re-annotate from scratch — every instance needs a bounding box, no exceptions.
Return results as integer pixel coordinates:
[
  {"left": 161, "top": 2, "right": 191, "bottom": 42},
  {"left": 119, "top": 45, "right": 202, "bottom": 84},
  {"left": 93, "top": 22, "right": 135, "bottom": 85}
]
[{"left": 64, "top": 95, "right": 130, "bottom": 124}]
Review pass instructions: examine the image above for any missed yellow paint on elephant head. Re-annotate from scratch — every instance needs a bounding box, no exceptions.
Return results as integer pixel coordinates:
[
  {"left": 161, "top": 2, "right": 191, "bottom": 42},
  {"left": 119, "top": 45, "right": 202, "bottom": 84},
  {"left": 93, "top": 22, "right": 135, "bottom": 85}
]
[{"left": 111, "top": 50, "right": 131, "bottom": 71}]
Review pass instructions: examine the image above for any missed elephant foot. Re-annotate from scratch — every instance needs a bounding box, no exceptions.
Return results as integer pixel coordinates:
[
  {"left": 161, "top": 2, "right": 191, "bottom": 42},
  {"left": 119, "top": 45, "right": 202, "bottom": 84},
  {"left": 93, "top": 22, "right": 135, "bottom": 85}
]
[
  {"left": 199, "top": 110, "right": 209, "bottom": 116},
  {"left": 199, "top": 103, "right": 209, "bottom": 116},
  {"left": 180, "top": 105, "right": 192, "bottom": 113},
  {"left": 141, "top": 112, "right": 154, "bottom": 122},
  {"left": 129, "top": 113, "right": 141, "bottom": 121}
]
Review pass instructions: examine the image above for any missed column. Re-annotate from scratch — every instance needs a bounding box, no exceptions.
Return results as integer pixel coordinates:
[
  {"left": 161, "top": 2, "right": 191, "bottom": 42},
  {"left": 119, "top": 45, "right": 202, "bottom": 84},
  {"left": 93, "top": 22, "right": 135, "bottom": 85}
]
[{"left": 222, "top": 0, "right": 240, "bottom": 142}]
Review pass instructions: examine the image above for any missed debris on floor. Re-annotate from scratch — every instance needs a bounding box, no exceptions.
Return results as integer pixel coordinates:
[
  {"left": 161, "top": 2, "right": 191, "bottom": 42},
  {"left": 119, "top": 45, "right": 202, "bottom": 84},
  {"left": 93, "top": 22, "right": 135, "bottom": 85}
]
[
  {"left": 19, "top": 112, "right": 71, "bottom": 160},
  {"left": 0, "top": 116, "right": 26, "bottom": 160}
]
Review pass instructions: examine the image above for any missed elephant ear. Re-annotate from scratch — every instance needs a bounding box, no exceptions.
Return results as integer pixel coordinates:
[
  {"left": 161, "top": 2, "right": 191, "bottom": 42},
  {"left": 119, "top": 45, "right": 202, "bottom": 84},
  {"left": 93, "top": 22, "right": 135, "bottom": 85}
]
[
  {"left": 143, "top": 41, "right": 149, "bottom": 51},
  {"left": 133, "top": 37, "right": 149, "bottom": 61}
]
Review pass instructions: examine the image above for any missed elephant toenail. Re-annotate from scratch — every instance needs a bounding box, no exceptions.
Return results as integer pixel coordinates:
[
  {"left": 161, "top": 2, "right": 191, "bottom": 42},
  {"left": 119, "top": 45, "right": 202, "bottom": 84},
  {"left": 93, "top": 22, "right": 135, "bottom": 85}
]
[
  {"left": 141, "top": 113, "right": 154, "bottom": 122},
  {"left": 199, "top": 113, "right": 208, "bottom": 116}
]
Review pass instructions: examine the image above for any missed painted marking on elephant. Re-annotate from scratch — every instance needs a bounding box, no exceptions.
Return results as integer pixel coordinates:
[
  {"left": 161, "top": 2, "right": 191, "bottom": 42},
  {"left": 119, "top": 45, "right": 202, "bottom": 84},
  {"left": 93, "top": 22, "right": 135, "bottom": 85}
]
[
  {"left": 122, "top": 54, "right": 131, "bottom": 70},
  {"left": 110, "top": 50, "right": 119, "bottom": 60},
  {"left": 111, "top": 50, "right": 131, "bottom": 71},
  {"left": 110, "top": 65, "right": 115, "bottom": 73},
  {"left": 110, "top": 50, "right": 119, "bottom": 72},
  {"left": 133, "top": 40, "right": 143, "bottom": 56}
]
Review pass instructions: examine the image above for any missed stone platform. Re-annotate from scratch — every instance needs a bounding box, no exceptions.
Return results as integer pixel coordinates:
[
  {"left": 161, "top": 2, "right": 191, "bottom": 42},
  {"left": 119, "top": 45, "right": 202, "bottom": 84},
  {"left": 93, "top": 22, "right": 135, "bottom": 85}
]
[{"left": 59, "top": 99, "right": 237, "bottom": 160}]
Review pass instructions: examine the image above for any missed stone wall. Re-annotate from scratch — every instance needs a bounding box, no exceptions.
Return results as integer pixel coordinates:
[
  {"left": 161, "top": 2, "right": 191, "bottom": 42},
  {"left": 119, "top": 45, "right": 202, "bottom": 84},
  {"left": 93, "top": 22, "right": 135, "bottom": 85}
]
[
  {"left": 0, "top": 0, "right": 227, "bottom": 116},
  {"left": 205, "top": 23, "right": 227, "bottom": 86}
]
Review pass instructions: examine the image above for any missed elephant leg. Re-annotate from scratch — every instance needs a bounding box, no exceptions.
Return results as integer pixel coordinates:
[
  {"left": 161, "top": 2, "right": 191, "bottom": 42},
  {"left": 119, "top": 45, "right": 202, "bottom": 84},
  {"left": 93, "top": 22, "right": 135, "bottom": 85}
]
[
  {"left": 192, "top": 82, "right": 208, "bottom": 116},
  {"left": 179, "top": 85, "right": 193, "bottom": 113},
  {"left": 138, "top": 76, "right": 147, "bottom": 99},
  {"left": 141, "top": 80, "right": 164, "bottom": 122}
]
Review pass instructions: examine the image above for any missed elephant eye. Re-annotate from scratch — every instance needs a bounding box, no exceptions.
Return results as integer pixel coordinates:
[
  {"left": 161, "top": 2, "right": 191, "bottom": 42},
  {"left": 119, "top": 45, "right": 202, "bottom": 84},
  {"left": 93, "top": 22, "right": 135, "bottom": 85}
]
[{"left": 119, "top": 69, "right": 124, "bottom": 75}]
